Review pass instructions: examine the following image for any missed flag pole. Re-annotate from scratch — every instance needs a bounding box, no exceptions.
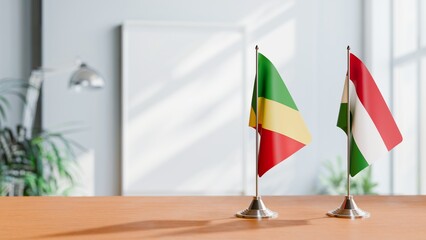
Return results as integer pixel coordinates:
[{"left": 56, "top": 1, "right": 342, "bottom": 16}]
[
  {"left": 236, "top": 45, "right": 277, "bottom": 219},
  {"left": 255, "top": 45, "right": 259, "bottom": 198},
  {"left": 346, "top": 45, "right": 351, "bottom": 197},
  {"left": 326, "top": 46, "right": 369, "bottom": 219}
]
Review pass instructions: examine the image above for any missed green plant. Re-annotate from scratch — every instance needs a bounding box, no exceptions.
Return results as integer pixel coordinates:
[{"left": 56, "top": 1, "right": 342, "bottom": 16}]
[
  {"left": 0, "top": 125, "right": 83, "bottom": 196},
  {"left": 0, "top": 78, "right": 82, "bottom": 196},
  {"left": 318, "top": 156, "right": 378, "bottom": 195}
]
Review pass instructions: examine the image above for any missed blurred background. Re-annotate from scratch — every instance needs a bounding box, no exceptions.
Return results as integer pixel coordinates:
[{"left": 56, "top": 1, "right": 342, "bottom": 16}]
[{"left": 0, "top": 0, "right": 424, "bottom": 196}]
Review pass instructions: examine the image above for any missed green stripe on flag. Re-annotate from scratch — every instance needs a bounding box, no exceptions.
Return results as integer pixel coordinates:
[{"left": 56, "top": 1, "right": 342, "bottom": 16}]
[
  {"left": 338, "top": 102, "right": 368, "bottom": 177},
  {"left": 350, "top": 137, "right": 370, "bottom": 177},
  {"left": 337, "top": 103, "right": 348, "bottom": 133},
  {"left": 251, "top": 53, "right": 298, "bottom": 113}
]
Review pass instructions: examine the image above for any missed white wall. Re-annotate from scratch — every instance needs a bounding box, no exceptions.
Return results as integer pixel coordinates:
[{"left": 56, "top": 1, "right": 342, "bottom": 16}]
[
  {"left": 42, "top": 0, "right": 363, "bottom": 195},
  {"left": 0, "top": 0, "right": 31, "bottom": 127},
  {"left": 365, "top": 0, "right": 426, "bottom": 195}
]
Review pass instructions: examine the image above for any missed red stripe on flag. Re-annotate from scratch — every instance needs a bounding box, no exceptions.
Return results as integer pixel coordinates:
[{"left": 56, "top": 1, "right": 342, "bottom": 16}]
[
  {"left": 257, "top": 125, "right": 305, "bottom": 177},
  {"left": 350, "top": 53, "right": 403, "bottom": 150}
]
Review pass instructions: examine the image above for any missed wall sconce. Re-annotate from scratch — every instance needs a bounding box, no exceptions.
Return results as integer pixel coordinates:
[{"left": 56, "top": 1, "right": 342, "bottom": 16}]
[{"left": 22, "top": 61, "right": 105, "bottom": 136}]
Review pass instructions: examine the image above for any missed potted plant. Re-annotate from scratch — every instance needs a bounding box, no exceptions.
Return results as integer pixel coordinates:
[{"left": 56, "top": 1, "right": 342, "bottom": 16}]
[
  {"left": 318, "top": 156, "right": 378, "bottom": 195},
  {"left": 0, "top": 79, "right": 80, "bottom": 196}
]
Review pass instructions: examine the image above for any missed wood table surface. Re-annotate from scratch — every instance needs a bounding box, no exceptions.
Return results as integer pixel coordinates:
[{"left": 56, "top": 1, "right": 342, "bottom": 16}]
[{"left": 1, "top": 196, "right": 426, "bottom": 239}]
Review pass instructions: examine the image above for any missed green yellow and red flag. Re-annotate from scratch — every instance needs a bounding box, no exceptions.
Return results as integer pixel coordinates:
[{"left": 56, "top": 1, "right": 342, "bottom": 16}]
[{"left": 249, "top": 53, "right": 311, "bottom": 177}]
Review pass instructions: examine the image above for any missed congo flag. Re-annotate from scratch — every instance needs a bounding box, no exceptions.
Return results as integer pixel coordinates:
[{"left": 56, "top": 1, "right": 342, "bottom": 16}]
[{"left": 249, "top": 53, "right": 311, "bottom": 177}]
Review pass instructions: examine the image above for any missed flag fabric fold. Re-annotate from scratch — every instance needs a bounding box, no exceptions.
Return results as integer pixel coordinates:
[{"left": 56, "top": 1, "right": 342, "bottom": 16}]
[
  {"left": 249, "top": 53, "right": 311, "bottom": 177},
  {"left": 338, "top": 53, "right": 403, "bottom": 177}
]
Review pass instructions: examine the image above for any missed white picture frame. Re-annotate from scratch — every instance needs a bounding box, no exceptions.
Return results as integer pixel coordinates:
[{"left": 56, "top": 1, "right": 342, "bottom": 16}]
[{"left": 121, "top": 21, "right": 248, "bottom": 195}]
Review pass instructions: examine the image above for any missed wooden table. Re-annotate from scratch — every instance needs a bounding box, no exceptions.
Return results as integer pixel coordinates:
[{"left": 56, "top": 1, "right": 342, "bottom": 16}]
[{"left": 1, "top": 196, "right": 425, "bottom": 239}]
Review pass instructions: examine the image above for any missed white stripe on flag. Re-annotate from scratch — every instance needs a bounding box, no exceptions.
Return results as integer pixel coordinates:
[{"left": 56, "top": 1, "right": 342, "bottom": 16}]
[
  {"left": 349, "top": 80, "right": 388, "bottom": 164},
  {"left": 341, "top": 75, "right": 348, "bottom": 103}
]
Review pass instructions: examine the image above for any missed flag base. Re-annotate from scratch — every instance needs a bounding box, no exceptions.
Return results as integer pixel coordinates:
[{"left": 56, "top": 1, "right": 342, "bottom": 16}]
[
  {"left": 236, "top": 196, "right": 278, "bottom": 219},
  {"left": 327, "top": 195, "right": 370, "bottom": 219}
]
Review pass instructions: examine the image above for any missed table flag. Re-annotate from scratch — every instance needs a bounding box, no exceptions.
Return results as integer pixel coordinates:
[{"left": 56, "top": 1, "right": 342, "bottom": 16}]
[
  {"left": 249, "top": 53, "right": 311, "bottom": 177},
  {"left": 337, "top": 53, "right": 403, "bottom": 177}
]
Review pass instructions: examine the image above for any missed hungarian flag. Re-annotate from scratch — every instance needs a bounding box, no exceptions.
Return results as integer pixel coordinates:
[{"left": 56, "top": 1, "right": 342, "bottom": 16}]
[
  {"left": 249, "top": 53, "right": 311, "bottom": 177},
  {"left": 338, "top": 53, "right": 403, "bottom": 177}
]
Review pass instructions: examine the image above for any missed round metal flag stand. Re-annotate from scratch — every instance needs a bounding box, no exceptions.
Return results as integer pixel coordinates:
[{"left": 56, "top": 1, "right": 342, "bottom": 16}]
[
  {"left": 327, "top": 195, "right": 370, "bottom": 218},
  {"left": 236, "top": 196, "right": 277, "bottom": 219}
]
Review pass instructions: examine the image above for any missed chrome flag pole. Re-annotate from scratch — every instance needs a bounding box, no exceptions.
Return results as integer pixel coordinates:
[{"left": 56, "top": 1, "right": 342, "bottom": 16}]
[
  {"left": 236, "top": 45, "right": 277, "bottom": 219},
  {"left": 327, "top": 46, "right": 369, "bottom": 219}
]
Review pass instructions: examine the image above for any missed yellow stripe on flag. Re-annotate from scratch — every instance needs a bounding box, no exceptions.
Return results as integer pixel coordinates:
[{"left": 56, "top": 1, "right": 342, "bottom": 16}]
[{"left": 249, "top": 97, "right": 311, "bottom": 145}]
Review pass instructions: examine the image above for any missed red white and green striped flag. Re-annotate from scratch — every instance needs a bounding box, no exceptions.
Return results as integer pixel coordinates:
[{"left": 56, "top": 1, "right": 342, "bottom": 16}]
[
  {"left": 338, "top": 53, "right": 403, "bottom": 177},
  {"left": 249, "top": 53, "right": 311, "bottom": 177}
]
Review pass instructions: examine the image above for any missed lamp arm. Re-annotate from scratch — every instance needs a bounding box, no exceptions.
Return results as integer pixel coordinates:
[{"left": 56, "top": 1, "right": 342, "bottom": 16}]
[
  {"left": 21, "top": 71, "right": 43, "bottom": 136},
  {"left": 22, "top": 61, "right": 81, "bottom": 136},
  {"left": 33, "top": 64, "right": 80, "bottom": 77}
]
